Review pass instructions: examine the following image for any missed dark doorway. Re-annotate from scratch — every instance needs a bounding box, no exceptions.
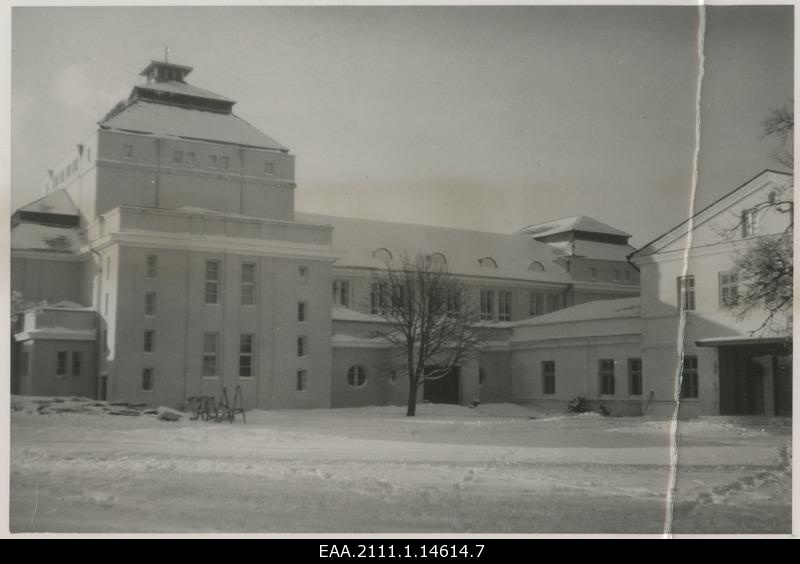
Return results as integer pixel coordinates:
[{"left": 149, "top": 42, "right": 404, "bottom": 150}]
[
  {"left": 718, "top": 345, "right": 792, "bottom": 416},
  {"left": 423, "top": 366, "right": 460, "bottom": 404}
]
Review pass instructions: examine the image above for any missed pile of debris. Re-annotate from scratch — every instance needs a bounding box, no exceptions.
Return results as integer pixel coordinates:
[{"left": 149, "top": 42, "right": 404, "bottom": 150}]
[{"left": 11, "top": 396, "right": 184, "bottom": 422}]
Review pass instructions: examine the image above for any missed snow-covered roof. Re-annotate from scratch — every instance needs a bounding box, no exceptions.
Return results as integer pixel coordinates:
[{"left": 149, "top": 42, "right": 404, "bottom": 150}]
[
  {"left": 11, "top": 223, "right": 82, "bottom": 253},
  {"left": 17, "top": 190, "right": 79, "bottom": 217},
  {"left": 333, "top": 306, "right": 383, "bottom": 323},
  {"left": 99, "top": 100, "right": 289, "bottom": 152},
  {"left": 295, "top": 212, "right": 572, "bottom": 284},
  {"left": 513, "top": 297, "right": 641, "bottom": 327},
  {"left": 519, "top": 215, "right": 631, "bottom": 239}
]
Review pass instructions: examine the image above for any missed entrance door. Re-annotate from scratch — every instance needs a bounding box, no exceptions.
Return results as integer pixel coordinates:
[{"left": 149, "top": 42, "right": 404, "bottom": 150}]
[
  {"left": 98, "top": 373, "right": 108, "bottom": 401},
  {"left": 423, "top": 366, "right": 461, "bottom": 404}
]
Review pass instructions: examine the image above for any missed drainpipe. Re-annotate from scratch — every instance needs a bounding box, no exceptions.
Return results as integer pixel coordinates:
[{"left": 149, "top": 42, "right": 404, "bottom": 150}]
[
  {"left": 89, "top": 236, "right": 103, "bottom": 400},
  {"left": 238, "top": 148, "right": 246, "bottom": 215},
  {"left": 154, "top": 138, "right": 162, "bottom": 208}
]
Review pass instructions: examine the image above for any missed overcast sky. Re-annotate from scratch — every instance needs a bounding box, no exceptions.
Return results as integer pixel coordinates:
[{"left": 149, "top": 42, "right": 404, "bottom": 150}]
[{"left": 9, "top": 5, "right": 793, "bottom": 246}]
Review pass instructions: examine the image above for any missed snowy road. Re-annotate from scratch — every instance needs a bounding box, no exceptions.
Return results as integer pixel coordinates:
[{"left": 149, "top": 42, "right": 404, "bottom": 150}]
[{"left": 9, "top": 403, "right": 792, "bottom": 534}]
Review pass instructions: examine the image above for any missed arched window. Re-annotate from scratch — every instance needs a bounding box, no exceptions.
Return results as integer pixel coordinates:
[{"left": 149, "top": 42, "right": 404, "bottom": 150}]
[
  {"left": 347, "top": 365, "right": 368, "bottom": 388},
  {"left": 478, "top": 257, "right": 498, "bottom": 269},
  {"left": 428, "top": 252, "right": 448, "bottom": 270},
  {"left": 478, "top": 366, "right": 487, "bottom": 387},
  {"left": 529, "top": 261, "right": 545, "bottom": 272},
  {"left": 372, "top": 248, "right": 393, "bottom": 263}
]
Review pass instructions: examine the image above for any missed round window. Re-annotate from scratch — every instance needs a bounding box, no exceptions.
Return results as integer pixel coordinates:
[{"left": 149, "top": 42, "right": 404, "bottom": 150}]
[{"left": 347, "top": 365, "right": 368, "bottom": 388}]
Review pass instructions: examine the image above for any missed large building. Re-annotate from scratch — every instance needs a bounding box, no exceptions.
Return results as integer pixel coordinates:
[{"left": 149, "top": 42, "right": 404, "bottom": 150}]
[{"left": 10, "top": 60, "right": 791, "bottom": 417}]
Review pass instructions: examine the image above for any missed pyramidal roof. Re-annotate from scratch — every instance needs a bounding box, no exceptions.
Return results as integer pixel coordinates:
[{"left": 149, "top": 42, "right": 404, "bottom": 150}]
[
  {"left": 519, "top": 215, "right": 631, "bottom": 239},
  {"left": 98, "top": 60, "right": 289, "bottom": 152}
]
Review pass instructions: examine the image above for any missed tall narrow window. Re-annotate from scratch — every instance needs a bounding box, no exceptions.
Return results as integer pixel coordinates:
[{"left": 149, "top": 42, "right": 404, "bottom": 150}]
[
  {"left": 678, "top": 276, "right": 695, "bottom": 311},
  {"left": 332, "top": 280, "right": 349, "bottom": 307},
  {"left": 296, "top": 370, "right": 307, "bottom": 391},
  {"left": 298, "top": 301, "right": 308, "bottom": 322},
  {"left": 143, "top": 330, "right": 155, "bottom": 353},
  {"left": 628, "top": 358, "right": 643, "bottom": 396},
  {"left": 478, "top": 366, "right": 487, "bottom": 387},
  {"left": 71, "top": 352, "right": 82, "bottom": 377},
  {"left": 542, "top": 361, "right": 555, "bottom": 395},
  {"left": 123, "top": 144, "right": 133, "bottom": 159},
  {"left": 146, "top": 255, "right": 158, "bottom": 279},
  {"left": 546, "top": 294, "right": 561, "bottom": 313},
  {"left": 498, "top": 291, "right": 512, "bottom": 322},
  {"left": 371, "top": 282, "right": 386, "bottom": 315},
  {"left": 447, "top": 293, "right": 460, "bottom": 316},
  {"left": 142, "top": 368, "right": 154, "bottom": 392},
  {"left": 144, "top": 292, "right": 157, "bottom": 317},
  {"left": 719, "top": 272, "right": 739, "bottom": 307},
  {"left": 241, "top": 262, "right": 256, "bottom": 306},
  {"left": 203, "top": 333, "right": 219, "bottom": 378},
  {"left": 239, "top": 334, "right": 254, "bottom": 378},
  {"left": 599, "top": 359, "right": 615, "bottom": 395},
  {"left": 680, "top": 355, "right": 699, "bottom": 399},
  {"left": 529, "top": 293, "right": 543, "bottom": 317},
  {"left": 480, "top": 290, "right": 494, "bottom": 321},
  {"left": 297, "top": 336, "right": 307, "bottom": 358},
  {"left": 205, "top": 260, "right": 220, "bottom": 304},
  {"left": 56, "top": 351, "right": 68, "bottom": 377},
  {"left": 265, "top": 162, "right": 274, "bottom": 175}
]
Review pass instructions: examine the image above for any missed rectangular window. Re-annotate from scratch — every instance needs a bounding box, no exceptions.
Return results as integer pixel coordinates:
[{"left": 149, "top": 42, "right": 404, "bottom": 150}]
[
  {"left": 590, "top": 267, "right": 598, "bottom": 280},
  {"left": 241, "top": 262, "right": 256, "bottom": 306},
  {"left": 480, "top": 290, "right": 494, "bottom": 321},
  {"left": 299, "top": 266, "right": 309, "bottom": 287},
  {"left": 146, "top": 255, "right": 158, "bottom": 279},
  {"left": 371, "top": 282, "right": 387, "bottom": 315},
  {"left": 186, "top": 152, "right": 196, "bottom": 166},
  {"left": 529, "top": 293, "right": 544, "bottom": 317},
  {"left": 332, "top": 280, "right": 349, "bottom": 307},
  {"left": 205, "top": 260, "right": 220, "bottom": 304},
  {"left": 542, "top": 361, "right": 555, "bottom": 395},
  {"left": 599, "top": 359, "right": 615, "bottom": 395},
  {"left": 447, "top": 293, "right": 460, "bottom": 316},
  {"left": 298, "top": 301, "right": 307, "bottom": 322},
  {"left": 296, "top": 370, "right": 307, "bottom": 391},
  {"left": 143, "top": 330, "right": 155, "bottom": 353},
  {"left": 203, "top": 333, "right": 219, "bottom": 378},
  {"left": 741, "top": 209, "right": 760, "bottom": 237},
  {"left": 628, "top": 358, "right": 643, "bottom": 396},
  {"left": 239, "top": 334, "right": 254, "bottom": 378},
  {"left": 173, "top": 150, "right": 184, "bottom": 164},
  {"left": 498, "top": 291, "right": 512, "bottom": 322},
  {"left": 546, "top": 294, "right": 561, "bottom": 313},
  {"left": 678, "top": 276, "right": 695, "bottom": 311},
  {"left": 265, "top": 162, "right": 274, "bottom": 175},
  {"left": 71, "top": 352, "right": 82, "bottom": 377},
  {"left": 123, "top": 144, "right": 133, "bottom": 159},
  {"left": 142, "top": 368, "right": 154, "bottom": 392},
  {"left": 144, "top": 292, "right": 156, "bottom": 316},
  {"left": 209, "top": 155, "right": 218, "bottom": 169},
  {"left": 220, "top": 156, "right": 229, "bottom": 170},
  {"left": 106, "top": 256, "right": 111, "bottom": 280},
  {"left": 297, "top": 336, "right": 307, "bottom": 358},
  {"left": 56, "top": 351, "right": 68, "bottom": 377},
  {"left": 680, "top": 355, "right": 699, "bottom": 399},
  {"left": 719, "top": 272, "right": 739, "bottom": 307},
  {"left": 104, "top": 293, "right": 109, "bottom": 316}
]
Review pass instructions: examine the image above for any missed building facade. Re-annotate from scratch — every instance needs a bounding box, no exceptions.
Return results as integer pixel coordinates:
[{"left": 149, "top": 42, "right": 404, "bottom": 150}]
[{"left": 11, "top": 60, "right": 790, "bottom": 417}]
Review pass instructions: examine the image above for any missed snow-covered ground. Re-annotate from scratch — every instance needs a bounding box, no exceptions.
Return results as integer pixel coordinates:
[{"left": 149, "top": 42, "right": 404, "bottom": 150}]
[{"left": 9, "top": 398, "right": 791, "bottom": 534}]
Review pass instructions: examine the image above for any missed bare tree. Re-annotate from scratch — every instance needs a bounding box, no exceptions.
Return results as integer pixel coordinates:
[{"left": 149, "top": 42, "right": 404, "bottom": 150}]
[
  {"left": 728, "top": 104, "right": 794, "bottom": 334},
  {"left": 371, "top": 253, "right": 482, "bottom": 416}
]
